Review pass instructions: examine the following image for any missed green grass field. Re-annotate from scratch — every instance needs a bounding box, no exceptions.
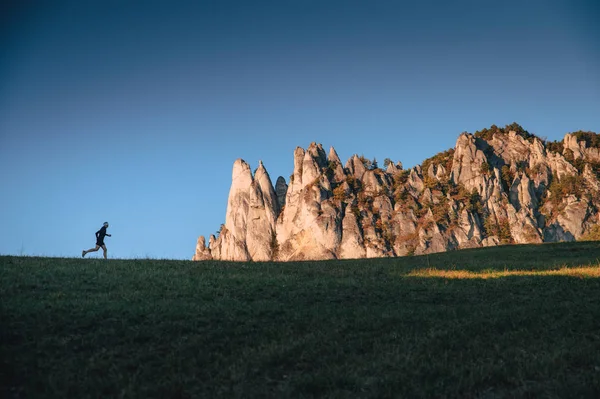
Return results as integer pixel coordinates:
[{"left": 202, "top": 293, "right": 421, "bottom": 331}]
[{"left": 2, "top": 242, "right": 600, "bottom": 398}]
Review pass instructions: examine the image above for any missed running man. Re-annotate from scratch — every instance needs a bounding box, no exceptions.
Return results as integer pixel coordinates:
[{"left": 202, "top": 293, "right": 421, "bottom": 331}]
[{"left": 82, "top": 222, "right": 112, "bottom": 259}]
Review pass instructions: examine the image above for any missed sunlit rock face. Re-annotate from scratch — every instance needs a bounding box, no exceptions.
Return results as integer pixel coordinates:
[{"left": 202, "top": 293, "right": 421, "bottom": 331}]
[
  {"left": 195, "top": 127, "right": 600, "bottom": 261},
  {"left": 192, "top": 236, "right": 212, "bottom": 261},
  {"left": 207, "top": 159, "right": 279, "bottom": 262}
]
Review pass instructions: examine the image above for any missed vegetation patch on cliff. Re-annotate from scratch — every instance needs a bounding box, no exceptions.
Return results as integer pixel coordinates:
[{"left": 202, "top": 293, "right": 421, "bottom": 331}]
[{"left": 474, "top": 122, "right": 537, "bottom": 143}]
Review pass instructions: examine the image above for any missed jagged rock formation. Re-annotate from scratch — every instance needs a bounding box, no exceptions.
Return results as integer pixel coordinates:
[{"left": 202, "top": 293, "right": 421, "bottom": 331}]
[
  {"left": 193, "top": 236, "right": 212, "bottom": 261},
  {"left": 193, "top": 125, "right": 600, "bottom": 261}
]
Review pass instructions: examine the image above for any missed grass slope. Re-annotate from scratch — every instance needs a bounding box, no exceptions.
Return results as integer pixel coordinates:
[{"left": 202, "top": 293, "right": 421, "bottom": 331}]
[{"left": 2, "top": 242, "right": 600, "bottom": 398}]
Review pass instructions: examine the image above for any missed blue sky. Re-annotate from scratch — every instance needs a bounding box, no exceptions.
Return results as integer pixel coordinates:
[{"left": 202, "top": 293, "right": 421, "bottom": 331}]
[{"left": 1, "top": 0, "right": 599, "bottom": 259}]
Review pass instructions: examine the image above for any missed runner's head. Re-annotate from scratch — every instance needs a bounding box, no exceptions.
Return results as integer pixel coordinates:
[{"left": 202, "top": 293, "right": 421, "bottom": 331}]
[{"left": 103, "top": 222, "right": 109, "bottom": 228}]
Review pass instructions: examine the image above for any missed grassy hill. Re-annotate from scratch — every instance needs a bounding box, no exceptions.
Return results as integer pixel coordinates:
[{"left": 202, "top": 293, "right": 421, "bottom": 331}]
[{"left": 2, "top": 242, "right": 600, "bottom": 398}]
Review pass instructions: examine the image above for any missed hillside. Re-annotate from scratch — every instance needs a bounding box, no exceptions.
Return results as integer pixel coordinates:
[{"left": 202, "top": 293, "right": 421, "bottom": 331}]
[
  {"left": 194, "top": 123, "right": 600, "bottom": 261},
  {"left": 3, "top": 242, "right": 600, "bottom": 397}
]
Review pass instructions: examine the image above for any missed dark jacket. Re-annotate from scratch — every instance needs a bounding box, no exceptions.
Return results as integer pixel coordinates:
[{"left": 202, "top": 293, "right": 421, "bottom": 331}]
[{"left": 96, "top": 226, "right": 108, "bottom": 243}]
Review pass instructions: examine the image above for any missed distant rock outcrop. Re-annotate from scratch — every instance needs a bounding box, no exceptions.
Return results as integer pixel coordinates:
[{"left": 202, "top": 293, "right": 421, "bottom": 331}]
[
  {"left": 192, "top": 236, "right": 212, "bottom": 261},
  {"left": 193, "top": 125, "right": 600, "bottom": 261}
]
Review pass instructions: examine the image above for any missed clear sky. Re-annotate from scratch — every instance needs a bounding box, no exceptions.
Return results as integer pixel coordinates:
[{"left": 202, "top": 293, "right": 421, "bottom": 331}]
[{"left": 1, "top": 0, "right": 599, "bottom": 259}]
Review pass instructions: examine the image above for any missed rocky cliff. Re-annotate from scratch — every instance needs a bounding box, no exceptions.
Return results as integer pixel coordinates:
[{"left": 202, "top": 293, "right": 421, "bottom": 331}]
[{"left": 194, "top": 125, "right": 600, "bottom": 261}]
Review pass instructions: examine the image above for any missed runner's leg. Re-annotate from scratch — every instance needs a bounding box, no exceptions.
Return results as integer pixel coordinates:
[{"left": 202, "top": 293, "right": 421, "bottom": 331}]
[{"left": 83, "top": 245, "right": 101, "bottom": 257}]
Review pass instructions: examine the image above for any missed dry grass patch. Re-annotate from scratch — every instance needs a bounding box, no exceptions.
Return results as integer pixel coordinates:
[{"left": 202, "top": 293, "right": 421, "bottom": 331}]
[{"left": 408, "top": 263, "right": 600, "bottom": 279}]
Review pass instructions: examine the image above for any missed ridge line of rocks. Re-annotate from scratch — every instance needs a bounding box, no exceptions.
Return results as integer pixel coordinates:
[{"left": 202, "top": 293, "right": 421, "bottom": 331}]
[{"left": 194, "top": 131, "right": 600, "bottom": 261}]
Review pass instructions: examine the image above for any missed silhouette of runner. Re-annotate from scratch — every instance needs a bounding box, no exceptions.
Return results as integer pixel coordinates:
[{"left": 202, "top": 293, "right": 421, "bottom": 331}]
[{"left": 82, "top": 222, "right": 111, "bottom": 259}]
